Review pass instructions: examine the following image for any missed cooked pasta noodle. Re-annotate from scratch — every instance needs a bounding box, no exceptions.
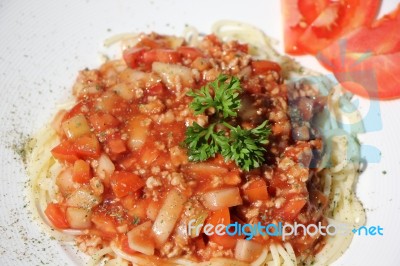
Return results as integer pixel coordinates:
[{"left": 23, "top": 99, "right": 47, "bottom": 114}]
[{"left": 27, "top": 21, "right": 365, "bottom": 266}]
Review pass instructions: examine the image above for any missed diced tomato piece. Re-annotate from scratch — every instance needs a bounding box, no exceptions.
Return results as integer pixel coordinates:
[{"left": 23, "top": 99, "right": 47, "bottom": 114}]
[
  {"left": 277, "top": 198, "right": 307, "bottom": 220},
  {"left": 72, "top": 159, "right": 91, "bottom": 183},
  {"left": 127, "top": 198, "right": 151, "bottom": 220},
  {"left": 111, "top": 171, "right": 145, "bottom": 198},
  {"left": 91, "top": 212, "right": 118, "bottom": 235},
  {"left": 73, "top": 134, "right": 101, "bottom": 158},
  {"left": 146, "top": 82, "right": 166, "bottom": 96},
  {"left": 44, "top": 203, "right": 69, "bottom": 229},
  {"left": 89, "top": 113, "right": 120, "bottom": 132},
  {"left": 119, "top": 155, "right": 136, "bottom": 171},
  {"left": 206, "top": 207, "right": 230, "bottom": 227},
  {"left": 243, "top": 179, "right": 269, "bottom": 202},
  {"left": 204, "top": 34, "right": 222, "bottom": 47},
  {"left": 119, "top": 193, "right": 140, "bottom": 210},
  {"left": 234, "top": 43, "right": 249, "bottom": 53},
  {"left": 251, "top": 60, "right": 281, "bottom": 74},
  {"left": 62, "top": 102, "right": 86, "bottom": 122},
  {"left": 142, "top": 49, "right": 181, "bottom": 64},
  {"left": 123, "top": 47, "right": 147, "bottom": 68},
  {"left": 108, "top": 138, "right": 127, "bottom": 154},
  {"left": 205, "top": 207, "right": 240, "bottom": 248},
  {"left": 139, "top": 142, "right": 160, "bottom": 165},
  {"left": 51, "top": 140, "right": 79, "bottom": 163},
  {"left": 177, "top": 46, "right": 203, "bottom": 60}
]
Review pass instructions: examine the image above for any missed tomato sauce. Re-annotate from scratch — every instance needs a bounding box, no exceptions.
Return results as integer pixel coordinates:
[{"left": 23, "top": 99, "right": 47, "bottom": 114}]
[{"left": 47, "top": 32, "right": 328, "bottom": 262}]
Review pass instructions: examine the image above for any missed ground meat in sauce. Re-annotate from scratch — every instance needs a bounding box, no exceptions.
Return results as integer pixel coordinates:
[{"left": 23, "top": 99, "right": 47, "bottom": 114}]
[{"left": 48, "top": 32, "right": 329, "bottom": 263}]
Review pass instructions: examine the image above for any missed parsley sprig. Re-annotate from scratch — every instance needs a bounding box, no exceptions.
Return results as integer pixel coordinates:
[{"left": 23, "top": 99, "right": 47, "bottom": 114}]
[
  {"left": 187, "top": 75, "right": 242, "bottom": 118},
  {"left": 184, "top": 75, "right": 271, "bottom": 171}
]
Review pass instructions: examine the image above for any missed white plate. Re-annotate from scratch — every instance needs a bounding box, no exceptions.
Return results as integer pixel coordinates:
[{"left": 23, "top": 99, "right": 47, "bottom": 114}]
[{"left": 1, "top": 0, "right": 399, "bottom": 265}]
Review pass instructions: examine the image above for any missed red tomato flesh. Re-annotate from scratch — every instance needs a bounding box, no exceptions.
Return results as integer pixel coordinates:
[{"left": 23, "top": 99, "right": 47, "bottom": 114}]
[
  {"left": 51, "top": 140, "right": 79, "bottom": 163},
  {"left": 317, "top": 4, "right": 400, "bottom": 99},
  {"left": 72, "top": 159, "right": 91, "bottom": 183},
  {"left": 111, "top": 171, "right": 145, "bottom": 198},
  {"left": 44, "top": 203, "right": 69, "bottom": 229},
  {"left": 73, "top": 134, "right": 101, "bottom": 158},
  {"left": 123, "top": 47, "right": 147, "bottom": 69},
  {"left": 243, "top": 179, "right": 269, "bottom": 202},
  {"left": 142, "top": 49, "right": 181, "bottom": 64},
  {"left": 282, "top": 0, "right": 381, "bottom": 55}
]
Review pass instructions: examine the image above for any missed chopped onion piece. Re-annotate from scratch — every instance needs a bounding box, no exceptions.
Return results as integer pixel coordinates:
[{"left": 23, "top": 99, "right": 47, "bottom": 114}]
[
  {"left": 182, "top": 163, "right": 228, "bottom": 178},
  {"left": 111, "top": 83, "right": 134, "bottom": 100},
  {"left": 56, "top": 167, "right": 75, "bottom": 196},
  {"left": 202, "top": 187, "right": 242, "bottom": 211},
  {"left": 152, "top": 62, "right": 194, "bottom": 89},
  {"left": 119, "top": 69, "right": 160, "bottom": 88},
  {"left": 66, "top": 207, "right": 92, "bottom": 229},
  {"left": 62, "top": 114, "right": 91, "bottom": 139},
  {"left": 96, "top": 153, "right": 115, "bottom": 179},
  {"left": 152, "top": 189, "right": 187, "bottom": 247},
  {"left": 127, "top": 115, "right": 151, "bottom": 151},
  {"left": 66, "top": 188, "right": 101, "bottom": 209},
  {"left": 234, "top": 239, "right": 264, "bottom": 262},
  {"left": 127, "top": 221, "right": 155, "bottom": 255}
]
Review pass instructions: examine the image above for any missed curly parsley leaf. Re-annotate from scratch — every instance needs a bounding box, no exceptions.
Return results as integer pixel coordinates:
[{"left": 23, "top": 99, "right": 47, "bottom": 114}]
[
  {"left": 222, "top": 121, "right": 271, "bottom": 171},
  {"left": 184, "top": 75, "right": 270, "bottom": 171},
  {"left": 187, "top": 75, "right": 242, "bottom": 118},
  {"left": 184, "top": 122, "right": 229, "bottom": 162}
]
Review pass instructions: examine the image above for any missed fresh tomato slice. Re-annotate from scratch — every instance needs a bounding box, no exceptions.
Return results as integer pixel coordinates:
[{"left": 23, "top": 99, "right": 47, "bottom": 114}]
[
  {"left": 333, "top": 4, "right": 400, "bottom": 55},
  {"left": 282, "top": 0, "right": 330, "bottom": 55},
  {"left": 282, "top": 0, "right": 381, "bottom": 55},
  {"left": 44, "top": 203, "right": 69, "bottom": 229},
  {"left": 317, "top": 5, "right": 400, "bottom": 99},
  {"left": 298, "top": 0, "right": 381, "bottom": 54},
  {"left": 332, "top": 52, "right": 400, "bottom": 99}
]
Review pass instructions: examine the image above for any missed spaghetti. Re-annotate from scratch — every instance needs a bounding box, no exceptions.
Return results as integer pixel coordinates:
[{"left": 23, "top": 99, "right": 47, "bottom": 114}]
[{"left": 27, "top": 21, "right": 365, "bottom": 266}]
